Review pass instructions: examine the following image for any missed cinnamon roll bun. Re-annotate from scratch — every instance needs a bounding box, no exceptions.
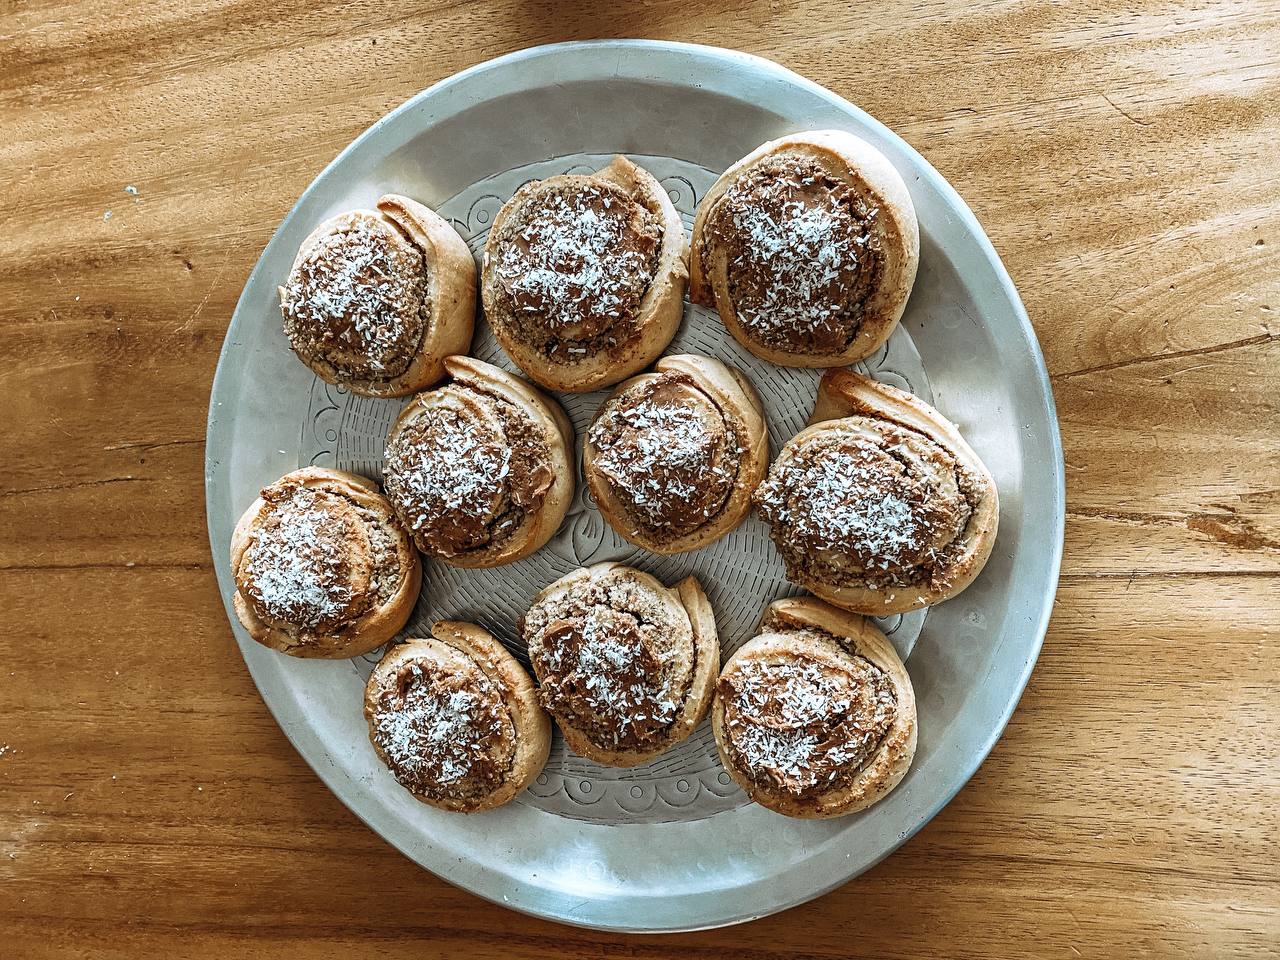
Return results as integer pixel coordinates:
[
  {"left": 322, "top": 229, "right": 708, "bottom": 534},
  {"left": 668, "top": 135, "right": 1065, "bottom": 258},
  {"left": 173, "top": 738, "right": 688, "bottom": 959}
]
[
  {"left": 690, "top": 130, "right": 919, "bottom": 367},
  {"left": 279, "top": 194, "right": 476, "bottom": 397},
  {"left": 364, "top": 620, "right": 551, "bottom": 813},
  {"left": 712, "top": 597, "right": 916, "bottom": 819},
  {"left": 521, "top": 563, "right": 719, "bottom": 767},
  {"left": 229, "top": 467, "right": 420, "bottom": 658},
  {"left": 755, "top": 369, "right": 998, "bottom": 614},
  {"left": 382, "top": 356, "right": 574, "bottom": 568},
  {"left": 480, "top": 155, "right": 689, "bottom": 392},
  {"left": 583, "top": 354, "right": 768, "bottom": 554}
]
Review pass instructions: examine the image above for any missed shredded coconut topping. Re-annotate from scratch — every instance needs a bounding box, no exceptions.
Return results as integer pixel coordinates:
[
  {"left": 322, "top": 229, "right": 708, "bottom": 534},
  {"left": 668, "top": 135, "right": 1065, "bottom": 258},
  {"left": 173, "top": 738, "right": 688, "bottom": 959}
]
[
  {"left": 370, "top": 655, "right": 516, "bottom": 802},
  {"left": 280, "top": 216, "right": 428, "bottom": 380},
  {"left": 755, "top": 426, "right": 973, "bottom": 590},
  {"left": 487, "top": 178, "right": 662, "bottom": 357},
  {"left": 719, "top": 644, "right": 896, "bottom": 799},
  {"left": 588, "top": 373, "right": 740, "bottom": 539},
  {"left": 383, "top": 386, "right": 552, "bottom": 559},
  {"left": 524, "top": 572, "right": 693, "bottom": 752},
  {"left": 792, "top": 450, "right": 923, "bottom": 562},
  {"left": 705, "top": 157, "right": 882, "bottom": 353},
  {"left": 390, "top": 411, "right": 510, "bottom": 533},
  {"left": 240, "top": 485, "right": 367, "bottom": 631}
]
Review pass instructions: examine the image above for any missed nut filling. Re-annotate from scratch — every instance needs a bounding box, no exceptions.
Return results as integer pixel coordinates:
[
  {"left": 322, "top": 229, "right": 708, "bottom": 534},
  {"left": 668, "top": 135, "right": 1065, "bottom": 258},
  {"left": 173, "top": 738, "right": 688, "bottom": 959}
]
[
  {"left": 238, "top": 481, "right": 403, "bottom": 641},
  {"left": 755, "top": 423, "right": 980, "bottom": 592},
  {"left": 524, "top": 576, "right": 695, "bottom": 752},
  {"left": 703, "top": 156, "right": 884, "bottom": 354},
  {"left": 368, "top": 653, "right": 517, "bottom": 802},
  {"left": 485, "top": 181, "right": 662, "bottom": 360},
  {"left": 587, "top": 371, "right": 742, "bottom": 542},
  {"left": 383, "top": 385, "right": 553, "bottom": 559},
  {"left": 280, "top": 216, "right": 430, "bottom": 380},
  {"left": 718, "top": 629, "right": 898, "bottom": 800}
]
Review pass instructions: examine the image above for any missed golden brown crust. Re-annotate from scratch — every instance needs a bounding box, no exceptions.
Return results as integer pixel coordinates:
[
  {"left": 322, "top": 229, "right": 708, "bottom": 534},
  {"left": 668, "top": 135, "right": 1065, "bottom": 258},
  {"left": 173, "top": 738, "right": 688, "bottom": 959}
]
[
  {"left": 582, "top": 354, "right": 768, "bottom": 554},
  {"left": 690, "top": 130, "right": 919, "bottom": 367},
  {"left": 481, "top": 155, "right": 689, "bottom": 392},
  {"left": 382, "top": 357, "right": 574, "bottom": 568},
  {"left": 279, "top": 194, "right": 475, "bottom": 397},
  {"left": 522, "top": 562, "right": 720, "bottom": 767},
  {"left": 363, "top": 621, "right": 551, "bottom": 813},
  {"left": 229, "top": 466, "right": 420, "bottom": 658},
  {"left": 754, "top": 370, "right": 998, "bottom": 615},
  {"left": 671, "top": 574, "right": 720, "bottom": 751},
  {"left": 711, "top": 597, "right": 916, "bottom": 818}
]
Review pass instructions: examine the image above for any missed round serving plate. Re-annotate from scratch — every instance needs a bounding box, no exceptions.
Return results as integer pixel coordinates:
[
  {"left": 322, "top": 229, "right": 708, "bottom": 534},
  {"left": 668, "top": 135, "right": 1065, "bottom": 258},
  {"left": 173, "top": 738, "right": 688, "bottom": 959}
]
[{"left": 206, "top": 40, "right": 1064, "bottom": 932}]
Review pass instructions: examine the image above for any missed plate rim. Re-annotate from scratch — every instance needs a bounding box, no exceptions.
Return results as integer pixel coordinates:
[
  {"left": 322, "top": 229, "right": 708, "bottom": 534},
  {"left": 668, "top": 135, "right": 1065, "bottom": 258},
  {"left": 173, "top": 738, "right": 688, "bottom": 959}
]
[{"left": 205, "top": 39, "right": 1065, "bottom": 933}]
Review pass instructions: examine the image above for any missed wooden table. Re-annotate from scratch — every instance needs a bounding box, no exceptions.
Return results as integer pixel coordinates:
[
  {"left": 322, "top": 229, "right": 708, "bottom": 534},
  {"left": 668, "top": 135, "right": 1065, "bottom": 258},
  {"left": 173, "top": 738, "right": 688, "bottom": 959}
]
[{"left": 3, "top": 2, "right": 1277, "bottom": 956}]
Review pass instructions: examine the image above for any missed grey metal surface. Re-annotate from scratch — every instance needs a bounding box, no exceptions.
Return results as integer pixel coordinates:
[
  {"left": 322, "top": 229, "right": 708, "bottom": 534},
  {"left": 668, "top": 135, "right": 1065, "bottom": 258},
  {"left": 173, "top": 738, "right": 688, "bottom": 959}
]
[{"left": 205, "top": 41, "right": 1064, "bottom": 932}]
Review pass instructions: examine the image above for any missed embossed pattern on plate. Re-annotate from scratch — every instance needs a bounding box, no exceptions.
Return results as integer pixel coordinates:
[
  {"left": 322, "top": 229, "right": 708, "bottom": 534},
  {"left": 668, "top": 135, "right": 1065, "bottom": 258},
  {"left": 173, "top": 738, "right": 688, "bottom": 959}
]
[{"left": 299, "top": 154, "right": 932, "bottom": 823}]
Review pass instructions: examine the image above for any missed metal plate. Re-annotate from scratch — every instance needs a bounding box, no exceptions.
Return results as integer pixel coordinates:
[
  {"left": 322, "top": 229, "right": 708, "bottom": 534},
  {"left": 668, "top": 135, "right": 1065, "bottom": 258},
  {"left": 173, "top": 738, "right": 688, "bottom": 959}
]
[{"left": 206, "top": 41, "right": 1064, "bottom": 932}]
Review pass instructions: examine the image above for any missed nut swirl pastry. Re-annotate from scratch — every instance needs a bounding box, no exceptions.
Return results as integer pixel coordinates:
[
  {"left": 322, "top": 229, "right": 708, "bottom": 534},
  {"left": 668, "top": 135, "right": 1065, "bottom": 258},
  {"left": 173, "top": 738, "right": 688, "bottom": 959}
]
[
  {"left": 279, "top": 194, "right": 476, "bottom": 397},
  {"left": 383, "top": 356, "right": 574, "bottom": 568},
  {"left": 229, "top": 467, "right": 420, "bottom": 658},
  {"left": 690, "top": 130, "right": 919, "bottom": 367},
  {"left": 755, "top": 369, "right": 998, "bottom": 614},
  {"left": 364, "top": 620, "right": 551, "bottom": 813},
  {"left": 481, "top": 155, "right": 689, "bottom": 392},
  {"left": 712, "top": 597, "right": 916, "bottom": 819},
  {"left": 522, "top": 563, "right": 719, "bottom": 767},
  {"left": 583, "top": 354, "right": 768, "bottom": 554}
]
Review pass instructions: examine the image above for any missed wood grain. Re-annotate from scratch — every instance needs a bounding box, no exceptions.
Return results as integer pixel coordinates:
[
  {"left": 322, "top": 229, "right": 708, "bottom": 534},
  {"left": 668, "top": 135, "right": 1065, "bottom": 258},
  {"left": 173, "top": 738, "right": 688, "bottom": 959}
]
[{"left": 1, "top": 1, "right": 1277, "bottom": 957}]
